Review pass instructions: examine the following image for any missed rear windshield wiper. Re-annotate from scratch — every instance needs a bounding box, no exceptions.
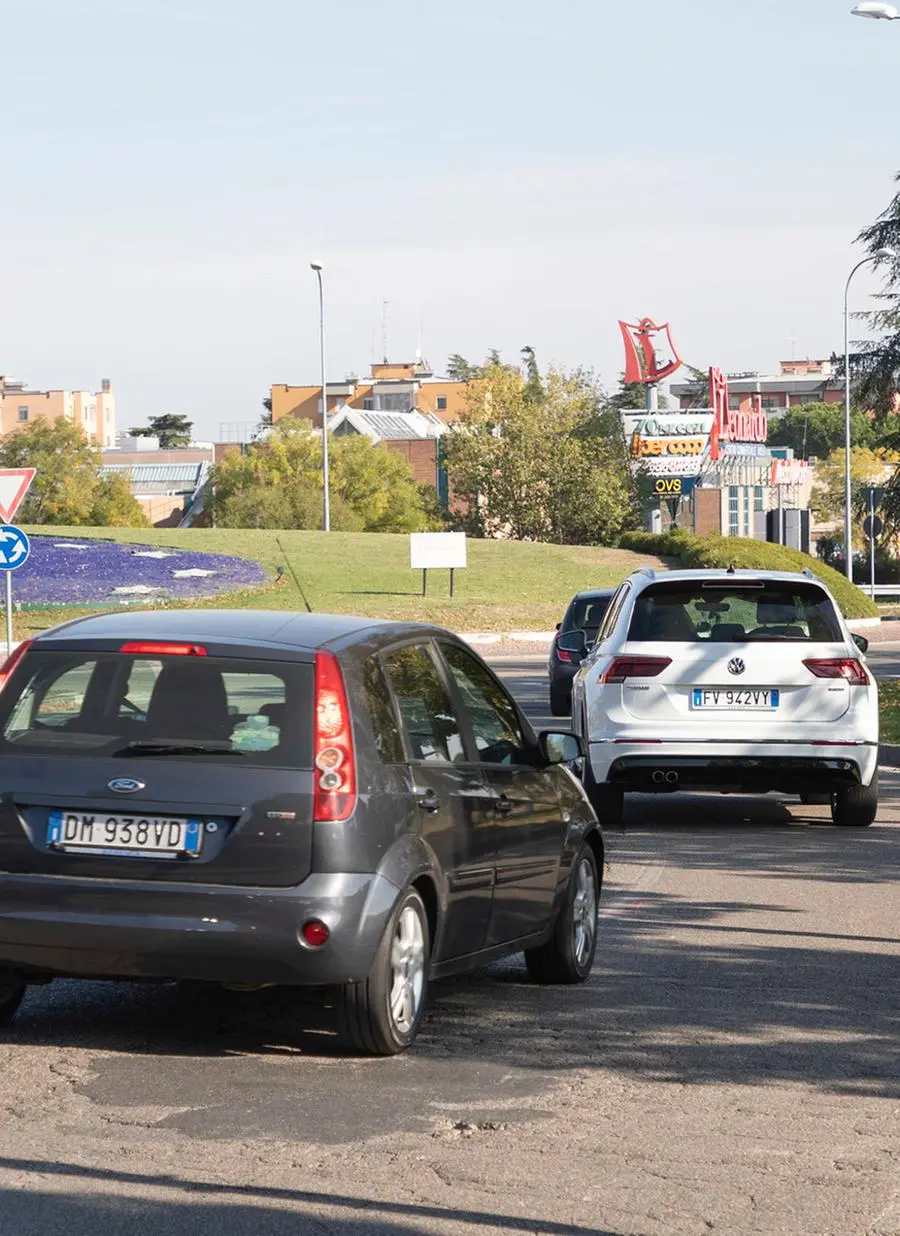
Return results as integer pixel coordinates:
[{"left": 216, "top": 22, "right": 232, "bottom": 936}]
[{"left": 114, "top": 740, "right": 244, "bottom": 757}]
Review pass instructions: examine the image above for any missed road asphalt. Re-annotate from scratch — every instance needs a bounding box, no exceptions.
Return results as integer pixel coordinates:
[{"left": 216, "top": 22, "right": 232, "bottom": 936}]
[{"left": 0, "top": 656, "right": 896, "bottom": 1236}]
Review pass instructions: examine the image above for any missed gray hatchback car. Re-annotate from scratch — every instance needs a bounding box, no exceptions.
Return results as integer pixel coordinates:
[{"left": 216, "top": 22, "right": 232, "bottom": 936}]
[{"left": 0, "top": 610, "right": 603, "bottom": 1054}]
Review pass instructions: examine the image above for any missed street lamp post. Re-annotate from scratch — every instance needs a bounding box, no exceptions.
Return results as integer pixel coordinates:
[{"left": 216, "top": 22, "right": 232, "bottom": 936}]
[
  {"left": 842, "top": 248, "right": 895, "bottom": 582},
  {"left": 851, "top": 3, "right": 900, "bottom": 18},
  {"left": 310, "top": 263, "right": 331, "bottom": 532}
]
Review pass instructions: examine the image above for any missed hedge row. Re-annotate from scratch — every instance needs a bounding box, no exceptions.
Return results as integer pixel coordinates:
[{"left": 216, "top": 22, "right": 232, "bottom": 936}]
[{"left": 619, "top": 531, "right": 879, "bottom": 620}]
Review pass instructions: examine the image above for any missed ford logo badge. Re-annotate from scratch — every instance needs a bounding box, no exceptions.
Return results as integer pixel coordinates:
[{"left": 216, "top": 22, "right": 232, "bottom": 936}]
[{"left": 108, "top": 778, "right": 145, "bottom": 794}]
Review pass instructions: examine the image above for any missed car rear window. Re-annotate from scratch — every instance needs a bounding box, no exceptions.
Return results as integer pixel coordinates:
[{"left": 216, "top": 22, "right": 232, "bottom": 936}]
[
  {"left": 628, "top": 581, "right": 843, "bottom": 644},
  {"left": 0, "top": 651, "right": 314, "bottom": 768},
  {"left": 564, "top": 596, "right": 612, "bottom": 633}
]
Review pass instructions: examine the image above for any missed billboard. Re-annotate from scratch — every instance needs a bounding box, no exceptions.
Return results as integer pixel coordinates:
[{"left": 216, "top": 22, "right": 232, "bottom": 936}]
[
  {"left": 624, "top": 411, "right": 714, "bottom": 478},
  {"left": 708, "top": 368, "right": 768, "bottom": 461}
]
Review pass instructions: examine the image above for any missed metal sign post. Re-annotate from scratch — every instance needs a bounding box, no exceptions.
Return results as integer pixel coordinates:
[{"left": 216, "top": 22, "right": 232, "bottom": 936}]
[{"left": 0, "top": 526, "right": 31, "bottom": 659}]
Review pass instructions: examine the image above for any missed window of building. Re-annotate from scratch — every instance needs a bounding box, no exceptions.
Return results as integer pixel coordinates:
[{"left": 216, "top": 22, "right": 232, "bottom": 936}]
[
  {"left": 363, "top": 398, "right": 375, "bottom": 411},
  {"left": 436, "top": 396, "right": 447, "bottom": 411},
  {"left": 728, "top": 485, "right": 740, "bottom": 537},
  {"left": 793, "top": 393, "right": 823, "bottom": 405},
  {"left": 17, "top": 407, "right": 28, "bottom": 422},
  {"left": 754, "top": 486, "right": 764, "bottom": 513},
  {"left": 760, "top": 394, "right": 782, "bottom": 411},
  {"left": 728, "top": 394, "right": 743, "bottom": 411},
  {"left": 743, "top": 487, "right": 751, "bottom": 536},
  {"left": 377, "top": 393, "right": 412, "bottom": 413}
]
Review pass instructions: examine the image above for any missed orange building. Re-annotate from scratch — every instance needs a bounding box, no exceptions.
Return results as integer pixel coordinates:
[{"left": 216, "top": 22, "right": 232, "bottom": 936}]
[
  {"left": 270, "top": 361, "right": 468, "bottom": 429},
  {"left": 0, "top": 376, "right": 116, "bottom": 446}
]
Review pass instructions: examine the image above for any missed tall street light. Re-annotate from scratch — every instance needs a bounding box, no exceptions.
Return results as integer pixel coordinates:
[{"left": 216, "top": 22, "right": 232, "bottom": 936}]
[
  {"left": 851, "top": 2, "right": 900, "bottom": 18},
  {"left": 843, "top": 247, "right": 896, "bottom": 582},
  {"left": 310, "top": 262, "right": 331, "bottom": 532}
]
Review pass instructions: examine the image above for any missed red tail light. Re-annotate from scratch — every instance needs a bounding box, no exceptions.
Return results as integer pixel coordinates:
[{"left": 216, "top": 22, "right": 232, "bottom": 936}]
[
  {"left": 0, "top": 638, "right": 34, "bottom": 692},
  {"left": 314, "top": 651, "right": 357, "bottom": 822},
  {"left": 555, "top": 641, "right": 573, "bottom": 664},
  {"left": 121, "top": 641, "right": 207, "bottom": 657},
  {"left": 601, "top": 656, "right": 671, "bottom": 684},
  {"left": 803, "top": 658, "right": 869, "bottom": 686}
]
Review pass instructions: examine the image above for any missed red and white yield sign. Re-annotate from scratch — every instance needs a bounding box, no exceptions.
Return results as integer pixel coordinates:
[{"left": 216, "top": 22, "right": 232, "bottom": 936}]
[{"left": 0, "top": 469, "right": 36, "bottom": 523}]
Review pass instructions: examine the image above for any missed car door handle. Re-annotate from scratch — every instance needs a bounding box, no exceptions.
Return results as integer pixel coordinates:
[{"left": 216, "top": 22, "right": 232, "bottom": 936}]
[
  {"left": 495, "top": 795, "right": 514, "bottom": 816},
  {"left": 416, "top": 789, "right": 440, "bottom": 814}
]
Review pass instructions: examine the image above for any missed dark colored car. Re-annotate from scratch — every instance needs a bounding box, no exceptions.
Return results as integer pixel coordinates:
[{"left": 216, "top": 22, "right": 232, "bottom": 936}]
[
  {"left": 0, "top": 610, "right": 603, "bottom": 1055},
  {"left": 548, "top": 589, "right": 615, "bottom": 716}
]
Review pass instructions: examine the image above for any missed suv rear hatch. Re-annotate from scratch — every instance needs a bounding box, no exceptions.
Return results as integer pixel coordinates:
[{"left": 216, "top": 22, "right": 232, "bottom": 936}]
[
  {"left": 617, "top": 578, "right": 859, "bottom": 727},
  {"left": 0, "top": 641, "right": 316, "bottom": 887}
]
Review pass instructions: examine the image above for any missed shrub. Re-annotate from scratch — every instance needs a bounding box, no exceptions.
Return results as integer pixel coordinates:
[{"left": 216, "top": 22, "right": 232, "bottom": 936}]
[{"left": 619, "top": 531, "right": 878, "bottom": 620}]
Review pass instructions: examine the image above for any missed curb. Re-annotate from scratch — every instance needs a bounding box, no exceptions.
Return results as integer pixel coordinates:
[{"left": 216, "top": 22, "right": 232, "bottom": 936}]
[{"left": 459, "top": 632, "right": 554, "bottom": 646}]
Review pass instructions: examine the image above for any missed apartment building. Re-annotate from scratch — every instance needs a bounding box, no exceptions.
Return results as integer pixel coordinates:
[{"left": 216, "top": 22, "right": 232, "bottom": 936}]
[
  {"left": 670, "top": 359, "right": 841, "bottom": 416},
  {"left": 0, "top": 376, "right": 117, "bottom": 446},
  {"left": 270, "top": 361, "right": 467, "bottom": 428}
]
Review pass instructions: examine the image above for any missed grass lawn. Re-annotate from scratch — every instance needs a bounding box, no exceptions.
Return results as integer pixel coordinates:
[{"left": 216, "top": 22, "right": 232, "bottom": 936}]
[
  {"left": 879, "top": 679, "right": 900, "bottom": 745},
  {"left": 14, "top": 527, "right": 666, "bottom": 639}
]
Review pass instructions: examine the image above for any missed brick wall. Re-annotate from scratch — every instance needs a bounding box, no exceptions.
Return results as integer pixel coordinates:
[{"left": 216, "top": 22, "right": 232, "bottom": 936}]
[
  {"left": 384, "top": 439, "right": 437, "bottom": 486},
  {"left": 693, "top": 487, "right": 722, "bottom": 536}
]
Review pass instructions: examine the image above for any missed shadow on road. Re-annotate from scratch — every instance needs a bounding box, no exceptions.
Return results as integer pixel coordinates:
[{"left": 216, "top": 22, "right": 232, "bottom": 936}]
[
  {"left": 1, "top": 797, "right": 896, "bottom": 1131},
  {"left": 0, "top": 1159, "right": 620, "bottom": 1236}
]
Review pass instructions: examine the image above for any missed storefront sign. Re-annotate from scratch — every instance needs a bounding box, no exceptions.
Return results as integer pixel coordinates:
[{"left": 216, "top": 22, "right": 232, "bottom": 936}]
[
  {"left": 638, "top": 456, "right": 708, "bottom": 478},
  {"left": 708, "top": 367, "right": 768, "bottom": 461},
  {"left": 653, "top": 476, "right": 696, "bottom": 498},
  {"left": 771, "top": 458, "right": 809, "bottom": 486}
]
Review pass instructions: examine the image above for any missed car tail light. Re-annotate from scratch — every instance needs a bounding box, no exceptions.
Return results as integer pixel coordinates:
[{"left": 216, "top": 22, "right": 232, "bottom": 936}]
[
  {"left": 601, "top": 656, "right": 671, "bottom": 684},
  {"left": 314, "top": 651, "right": 357, "bottom": 822},
  {"left": 0, "top": 638, "right": 34, "bottom": 692},
  {"left": 555, "top": 640, "right": 573, "bottom": 664},
  {"left": 301, "top": 919, "right": 330, "bottom": 947},
  {"left": 121, "top": 641, "right": 207, "bottom": 657},
  {"left": 803, "top": 658, "right": 869, "bottom": 686}
]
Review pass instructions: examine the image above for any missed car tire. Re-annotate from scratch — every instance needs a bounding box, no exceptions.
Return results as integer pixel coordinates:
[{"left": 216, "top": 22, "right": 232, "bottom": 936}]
[
  {"left": 333, "top": 887, "right": 431, "bottom": 1056},
  {"left": 831, "top": 774, "right": 878, "bottom": 828},
  {"left": 549, "top": 687, "right": 570, "bottom": 717},
  {"left": 525, "top": 844, "right": 599, "bottom": 985},
  {"left": 0, "top": 971, "right": 25, "bottom": 1028}
]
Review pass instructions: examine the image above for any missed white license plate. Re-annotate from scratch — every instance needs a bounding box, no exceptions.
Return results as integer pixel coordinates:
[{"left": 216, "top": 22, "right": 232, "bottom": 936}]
[
  {"left": 691, "top": 689, "right": 780, "bottom": 711},
  {"left": 47, "top": 811, "right": 203, "bottom": 858}
]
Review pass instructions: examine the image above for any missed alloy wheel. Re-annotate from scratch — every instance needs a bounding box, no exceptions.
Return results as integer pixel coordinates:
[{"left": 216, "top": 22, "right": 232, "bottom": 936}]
[{"left": 389, "top": 905, "right": 426, "bottom": 1034}]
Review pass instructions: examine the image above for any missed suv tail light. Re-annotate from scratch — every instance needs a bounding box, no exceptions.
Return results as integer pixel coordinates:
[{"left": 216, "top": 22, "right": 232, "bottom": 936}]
[
  {"left": 555, "top": 638, "right": 573, "bottom": 664},
  {"left": 601, "top": 656, "right": 671, "bottom": 684},
  {"left": 314, "top": 651, "right": 357, "bottom": 822},
  {"left": 803, "top": 658, "right": 869, "bottom": 686},
  {"left": 0, "top": 638, "right": 34, "bottom": 692}
]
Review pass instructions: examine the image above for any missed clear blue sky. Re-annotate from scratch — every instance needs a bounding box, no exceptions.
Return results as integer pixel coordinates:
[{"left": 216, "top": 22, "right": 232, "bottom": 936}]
[{"left": 0, "top": 0, "right": 897, "bottom": 437}]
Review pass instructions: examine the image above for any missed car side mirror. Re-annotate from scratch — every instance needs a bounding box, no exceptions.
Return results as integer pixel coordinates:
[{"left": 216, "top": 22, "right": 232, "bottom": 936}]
[
  {"left": 556, "top": 629, "right": 588, "bottom": 657},
  {"left": 852, "top": 633, "right": 869, "bottom": 654},
  {"left": 538, "top": 730, "right": 583, "bottom": 765}
]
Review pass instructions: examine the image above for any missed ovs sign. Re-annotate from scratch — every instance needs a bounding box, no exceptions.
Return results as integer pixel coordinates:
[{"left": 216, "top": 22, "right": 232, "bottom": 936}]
[{"left": 708, "top": 368, "right": 768, "bottom": 461}]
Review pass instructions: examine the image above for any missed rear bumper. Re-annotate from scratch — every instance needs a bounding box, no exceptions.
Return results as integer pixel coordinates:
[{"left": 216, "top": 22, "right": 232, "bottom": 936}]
[
  {"left": 589, "top": 740, "right": 879, "bottom": 793},
  {"left": 0, "top": 870, "right": 400, "bottom": 987}
]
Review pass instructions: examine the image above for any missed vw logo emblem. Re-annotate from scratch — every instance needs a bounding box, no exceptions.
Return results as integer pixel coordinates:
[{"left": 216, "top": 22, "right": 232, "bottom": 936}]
[
  {"left": 727, "top": 658, "right": 746, "bottom": 677},
  {"left": 108, "top": 778, "right": 145, "bottom": 794}
]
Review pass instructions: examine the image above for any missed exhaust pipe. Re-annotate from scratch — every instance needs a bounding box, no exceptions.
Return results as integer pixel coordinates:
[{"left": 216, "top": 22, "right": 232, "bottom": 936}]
[
  {"left": 665, "top": 771, "right": 679, "bottom": 785},
  {"left": 652, "top": 770, "right": 666, "bottom": 784}
]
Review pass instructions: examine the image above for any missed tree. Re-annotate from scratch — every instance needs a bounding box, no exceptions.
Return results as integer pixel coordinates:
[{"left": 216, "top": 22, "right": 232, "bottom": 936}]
[
  {"left": 206, "top": 420, "right": 438, "bottom": 532},
  {"left": 129, "top": 414, "right": 194, "bottom": 449},
  {"left": 0, "top": 419, "right": 147, "bottom": 526},
  {"left": 840, "top": 171, "right": 900, "bottom": 420},
  {"left": 813, "top": 446, "right": 900, "bottom": 544},
  {"left": 768, "top": 403, "right": 874, "bottom": 460},
  {"left": 603, "top": 377, "right": 670, "bottom": 413},
  {"left": 521, "top": 346, "right": 544, "bottom": 403},
  {"left": 447, "top": 354, "right": 478, "bottom": 382},
  {"left": 442, "top": 363, "right": 635, "bottom": 544}
]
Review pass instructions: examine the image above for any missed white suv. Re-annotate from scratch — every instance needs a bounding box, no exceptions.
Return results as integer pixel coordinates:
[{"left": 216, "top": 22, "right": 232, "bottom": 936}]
[{"left": 565, "top": 568, "right": 879, "bottom": 829}]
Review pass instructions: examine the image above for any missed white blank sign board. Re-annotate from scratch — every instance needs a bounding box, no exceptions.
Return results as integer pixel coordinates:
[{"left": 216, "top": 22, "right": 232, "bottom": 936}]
[{"left": 410, "top": 532, "right": 467, "bottom": 570}]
